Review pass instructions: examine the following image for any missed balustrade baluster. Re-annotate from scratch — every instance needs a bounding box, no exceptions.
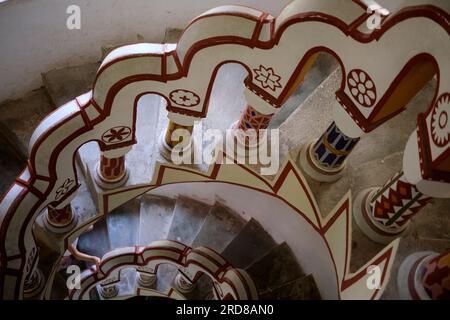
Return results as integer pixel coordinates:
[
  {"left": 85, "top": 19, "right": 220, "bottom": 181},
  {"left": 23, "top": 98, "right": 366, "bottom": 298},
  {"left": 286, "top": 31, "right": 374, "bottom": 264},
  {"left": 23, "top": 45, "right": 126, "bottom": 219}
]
[
  {"left": 23, "top": 268, "right": 44, "bottom": 299},
  {"left": 398, "top": 250, "right": 450, "bottom": 300},
  {"left": 99, "top": 283, "right": 119, "bottom": 299},
  {"left": 299, "top": 121, "right": 360, "bottom": 182},
  {"left": 353, "top": 171, "right": 432, "bottom": 244},
  {"left": 160, "top": 119, "right": 195, "bottom": 162},
  {"left": 94, "top": 146, "right": 131, "bottom": 189},
  {"left": 137, "top": 266, "right": 156, "bottom": 288},
  {"left": 174, "top": 273, "right": 196, "bottom": 294},
  {"left": 44, "top": 203, "right": 78, "bottom": 234}
]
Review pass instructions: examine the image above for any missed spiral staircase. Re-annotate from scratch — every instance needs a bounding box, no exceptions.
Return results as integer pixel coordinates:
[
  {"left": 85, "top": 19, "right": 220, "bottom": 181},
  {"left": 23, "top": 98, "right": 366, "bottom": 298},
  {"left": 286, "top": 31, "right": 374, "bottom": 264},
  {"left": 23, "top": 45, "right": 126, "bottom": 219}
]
[
  {"left": 1, "top": 1, "right": 450, "bottom": 301},
  {"left": 70, "top": 195, "right": 321, "bottom": 300},
  {"left": 0, "top": 29, "right": 336, "bottom": 300}
]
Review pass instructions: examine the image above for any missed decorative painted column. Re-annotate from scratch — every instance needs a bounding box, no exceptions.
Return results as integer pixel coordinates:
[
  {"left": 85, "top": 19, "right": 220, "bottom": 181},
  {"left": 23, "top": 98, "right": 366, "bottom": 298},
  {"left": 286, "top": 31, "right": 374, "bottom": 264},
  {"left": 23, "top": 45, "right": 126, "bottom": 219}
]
[
  {"left": 228, "top": 104, "right": 275, "bottom": 157},
  {"left": 137, "top": 266, "right": 156, "bottom": 288},
  {"left": 353, "top": 171, "right": 432, "bottom": 244},
  {"left": 236, "top": 105, "right": 273, "bottom": 132},
  {"left": 398, "top": 251, "right": 450, "bottom": 300},
  {"left": 94, "top": 146, "right": 131, "bottom": 189},
  {"left": 299, "top": 121, "right": 360, "bottom": 182},
  {"left": 174, "top": 273, "right": 196, "bottom": 294},
  {"left": 160, "top": 120, "right": 194, "bottom": 162},
  {"left": 43, "top": 203, "right": 77, "bottom": 234},
  {"left": 99, "top": 283, "right": 119, "bottom": 299}
]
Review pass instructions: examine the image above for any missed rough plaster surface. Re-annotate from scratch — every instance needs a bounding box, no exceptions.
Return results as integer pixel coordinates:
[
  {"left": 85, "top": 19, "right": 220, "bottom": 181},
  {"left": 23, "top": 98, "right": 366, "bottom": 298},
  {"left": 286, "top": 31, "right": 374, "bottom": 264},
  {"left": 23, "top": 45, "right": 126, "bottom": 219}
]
[{"left": 0, "top": 0, "right": 290, "bottom": 102}]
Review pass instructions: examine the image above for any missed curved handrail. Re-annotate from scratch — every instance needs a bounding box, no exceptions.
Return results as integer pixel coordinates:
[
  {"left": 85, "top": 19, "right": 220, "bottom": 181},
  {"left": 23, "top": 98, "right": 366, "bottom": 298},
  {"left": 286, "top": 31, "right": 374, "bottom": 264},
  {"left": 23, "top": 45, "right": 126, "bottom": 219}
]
[
  {"left": 68, "top": 240, "right": 257, "bottom": 300},
  {"left": 0, "top": 0, "right": 449, "bottom": 299}
]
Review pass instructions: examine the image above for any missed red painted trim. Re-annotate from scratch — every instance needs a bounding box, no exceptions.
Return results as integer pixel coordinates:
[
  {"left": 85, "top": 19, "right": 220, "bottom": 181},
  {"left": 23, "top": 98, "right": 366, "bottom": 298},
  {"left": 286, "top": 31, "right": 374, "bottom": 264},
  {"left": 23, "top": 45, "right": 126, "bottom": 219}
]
[{"left": 2, "top": 3, "right": 446, "bottom": 299}]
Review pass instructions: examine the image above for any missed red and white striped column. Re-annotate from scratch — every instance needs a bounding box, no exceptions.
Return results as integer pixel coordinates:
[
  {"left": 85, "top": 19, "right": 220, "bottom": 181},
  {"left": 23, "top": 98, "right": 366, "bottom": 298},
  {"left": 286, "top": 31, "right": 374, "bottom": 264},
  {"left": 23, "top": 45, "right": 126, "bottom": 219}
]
[
  {"left": 94, "top": 147, "right": 131, "bottom": 189},
  {"left": 44, "top": 203, "right": 78, "bottom": 234}
]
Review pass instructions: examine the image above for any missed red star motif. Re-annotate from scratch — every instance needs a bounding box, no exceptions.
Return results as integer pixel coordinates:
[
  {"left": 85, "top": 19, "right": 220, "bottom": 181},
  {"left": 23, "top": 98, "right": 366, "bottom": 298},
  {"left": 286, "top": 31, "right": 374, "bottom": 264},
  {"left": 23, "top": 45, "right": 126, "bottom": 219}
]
[{"left": 102, "top": 126, "right": 132, "bottom": 143}]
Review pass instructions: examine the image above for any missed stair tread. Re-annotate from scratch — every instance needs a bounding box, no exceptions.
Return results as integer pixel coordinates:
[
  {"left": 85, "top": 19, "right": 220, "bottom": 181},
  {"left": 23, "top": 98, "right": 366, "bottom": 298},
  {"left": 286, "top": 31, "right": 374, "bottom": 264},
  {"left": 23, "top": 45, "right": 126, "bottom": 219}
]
[
  {"left": 192, "top": 276, "right": 214, "bottom": 300},
  {"left": 191, "top": 203, "right": 246, "bottom": 252},
  {"left": 77, "top": 218, "right": 111, "bottom": 259},
  {"left": 0, "top": 142, "right": 23, "bottom": 197},
  {"left": 123, "top": 94, "right": 162, "bottom": 186},
  {"left": 50, "top": 272, "right": 69, "bottom": 300},
  {"left": 106, "top": 198, "right": 141, "bottom": 249},
  {"left": 221, "top": 218, "right": 277, "bottom": 269},
  {"left": 269, "top": 53, "right": 338, "bottom": 128},
  {"left": 139, "top": 195, "right": 176, "bottom": 245},
  {"left": 42, "top": 62, "right": 99, "bottom": 107},
  {"left": 166, "top": 197, "right": 211, "bottom": 245},
  {"left": 258, "top": 275, "right": 321, "bottom": 300},
  {"left": 116, "top": 268, "right": 138, "bottom": 297},
  {"left": 0, "top": 89, "right": 54, "bottom": 151},
  {"left": 245, "top": 242, "right": 304, "bottom": 294},
  {"left": 155, "top": 264, "right": 179, "bottom": 295},
  {"left": 203, "top": 63, "right": 247, "bottom": 132}
]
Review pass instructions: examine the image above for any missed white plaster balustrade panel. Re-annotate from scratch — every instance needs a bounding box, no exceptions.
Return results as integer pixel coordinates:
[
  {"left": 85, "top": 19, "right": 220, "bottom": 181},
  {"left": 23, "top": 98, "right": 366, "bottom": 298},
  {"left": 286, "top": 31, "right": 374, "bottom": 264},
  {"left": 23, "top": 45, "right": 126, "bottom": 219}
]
[{"left": 1, "top": 0, "right": 449, "bottom": 300}]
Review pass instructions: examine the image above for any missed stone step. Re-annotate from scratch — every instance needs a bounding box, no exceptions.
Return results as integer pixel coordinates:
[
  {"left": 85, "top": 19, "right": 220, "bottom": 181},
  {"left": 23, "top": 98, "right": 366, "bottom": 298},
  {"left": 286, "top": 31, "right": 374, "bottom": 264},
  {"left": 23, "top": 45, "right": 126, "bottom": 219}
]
[
  {"left": 50, "top": 272, "right": 69, "bottom": 300},
  {"left": 42, "top": 62, "right": 100, "bottom": 107},
  {"left": 191, "top": 203, "right": 246, "bottom": 252},
  {"left": 114, "top": 268, "right": 138, "bottom": 298},
  {"left": 245, "top": 242, "right": 304, "bottom": 295},
  {"left": 139, "top": 195, "right": 176, "bottom": 245},
  {"left": 155, "top": 264, "right": 179, "bottom": 295},
  {"left": 106, "top": 198, "right": 141, "bottom": 249},
  {"left": 192, "top": 276, "right": 214, "bottom": 300},
  {"left": 77, "top": 218, "right": 111, "bottom": 261},
  {"left": 269, "top": 53, "right": 338, "bottom": 128},
  {"left": 258, "top": 274, "right": 321, "bottom": 300},
  {"left": 0, "top": 122, "right": 27, "bottom": 163},
  {"left": 220, "top": 218, "right": 277, "bottom": 269},
  {"left": 89, "top": 286, "right": 101, "bottom": 300},
  {"left": 164, "top": 28, "right": 183, "bottom": 43},
  {"left": 100, "top": 28, "right": 183, "bottom": 60},
  {"left": 0, "top": 140, "right": 24, "bottom": 197},
  {"left": 166, "top": 197, "right": 211, "bottom": 245},
  {"left": 203, "top": 63, "right": 247, "bottom": 132},
  {"left": 122, "top": 94, "right": 162, "bottom": 185},
  {"left": 0, "top": 88, "right": 54, "bottom": 152}
]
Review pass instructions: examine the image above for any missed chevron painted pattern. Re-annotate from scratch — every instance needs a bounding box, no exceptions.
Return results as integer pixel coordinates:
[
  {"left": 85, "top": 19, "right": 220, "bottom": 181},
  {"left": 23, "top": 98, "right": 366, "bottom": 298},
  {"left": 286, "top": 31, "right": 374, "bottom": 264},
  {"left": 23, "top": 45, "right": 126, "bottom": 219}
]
[{"left": 370, "top": 172, "right": 432, "bottom": 229}]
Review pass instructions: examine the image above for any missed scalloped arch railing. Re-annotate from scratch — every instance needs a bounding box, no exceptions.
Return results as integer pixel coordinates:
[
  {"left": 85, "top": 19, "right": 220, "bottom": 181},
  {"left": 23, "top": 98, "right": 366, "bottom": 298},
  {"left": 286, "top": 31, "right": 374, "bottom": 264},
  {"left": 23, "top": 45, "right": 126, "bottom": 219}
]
[
  {"left": 68, "top": 240, "right": 257, "bottom": 300},
  {"left": 0, "top": 0, "right": 449, "bottom": 299}
]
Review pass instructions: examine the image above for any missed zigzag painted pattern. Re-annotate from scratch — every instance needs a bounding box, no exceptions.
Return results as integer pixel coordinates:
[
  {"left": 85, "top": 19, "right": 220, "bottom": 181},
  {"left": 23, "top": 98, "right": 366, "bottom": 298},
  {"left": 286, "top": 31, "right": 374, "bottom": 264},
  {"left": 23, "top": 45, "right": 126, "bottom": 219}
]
[
  {"left": 422, "top": 252, "right": 450, "bottom": 300},
  {"left": 371, "top": 172, "right": 432, "bottom": 229}
]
